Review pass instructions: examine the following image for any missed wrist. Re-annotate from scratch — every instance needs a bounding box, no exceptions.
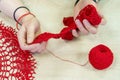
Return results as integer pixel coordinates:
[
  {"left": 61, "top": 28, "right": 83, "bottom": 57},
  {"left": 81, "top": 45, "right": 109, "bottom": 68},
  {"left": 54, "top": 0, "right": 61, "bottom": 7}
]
[
  {"left": 15, "top": 9, "right": 29, "bottom": 21},
  {"left": 16, "top": 12, "right": 35, "bottom": 30},
  {"left": 20, "top": 13, "right": 35, "bottom": 24},
  {"left": 13, "top": 6, "right": 30, "bottom": 25}
]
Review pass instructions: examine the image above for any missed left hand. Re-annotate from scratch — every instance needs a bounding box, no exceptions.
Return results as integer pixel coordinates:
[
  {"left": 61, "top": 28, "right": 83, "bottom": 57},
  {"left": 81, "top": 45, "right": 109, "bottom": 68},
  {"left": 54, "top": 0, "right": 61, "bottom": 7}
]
[
  {"left": 17, "top": 14, "right": 47, "bottom": 53},
  {"left": 72, "top": 0, "right": 106, "bottom": 37}
]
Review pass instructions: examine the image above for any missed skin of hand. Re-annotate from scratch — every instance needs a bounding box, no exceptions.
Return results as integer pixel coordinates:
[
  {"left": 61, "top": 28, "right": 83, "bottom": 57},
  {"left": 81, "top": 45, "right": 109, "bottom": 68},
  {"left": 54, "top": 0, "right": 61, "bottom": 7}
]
[
  {"left": 72, "top": 0, "right": 106, "bottom": 37},
  {"left": 17, "top": 14, "right": 47, "bottom": 53},
  {"left": 0, "top": 0, "right": 47, "bottom": 53}
]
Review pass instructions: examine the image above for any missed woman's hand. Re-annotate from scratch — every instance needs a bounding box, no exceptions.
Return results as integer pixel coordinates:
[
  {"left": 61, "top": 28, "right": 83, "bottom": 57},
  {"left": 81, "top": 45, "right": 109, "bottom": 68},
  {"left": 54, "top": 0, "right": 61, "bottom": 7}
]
[
  {"left": 17, "top": 14, "right": 47, "bottom": 53},
  {"left": 72, "top": 0, "right": 106, "bottom": 37}
]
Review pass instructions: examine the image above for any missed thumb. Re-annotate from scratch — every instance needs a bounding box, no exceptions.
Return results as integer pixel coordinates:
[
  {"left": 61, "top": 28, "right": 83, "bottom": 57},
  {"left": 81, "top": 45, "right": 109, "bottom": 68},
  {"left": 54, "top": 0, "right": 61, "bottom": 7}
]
[
  {"left": 27, "top": 27, "right": 35, "bottom": 43},
  {"left": 98, "top": 13, "right": 106, "bottom": 25},
  {"left": 99, "top": 14, "right": 106, "bottom": 25},
  {"left": 95, "top": 6, "right": 106, "bottom": 25}
]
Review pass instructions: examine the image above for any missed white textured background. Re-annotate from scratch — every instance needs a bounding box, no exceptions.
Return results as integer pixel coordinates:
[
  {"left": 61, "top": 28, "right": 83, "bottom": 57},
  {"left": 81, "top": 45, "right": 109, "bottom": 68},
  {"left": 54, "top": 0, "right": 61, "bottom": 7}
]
[{"left": 0, "top": 0, "right": 120, "bottom": 80}]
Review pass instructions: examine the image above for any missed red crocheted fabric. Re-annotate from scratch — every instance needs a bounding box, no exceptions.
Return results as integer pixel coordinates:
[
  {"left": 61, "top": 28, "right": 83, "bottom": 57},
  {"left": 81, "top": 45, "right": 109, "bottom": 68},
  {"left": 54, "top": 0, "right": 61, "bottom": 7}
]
[
  {"left": 0, "top": 22, "right": 36, "bottom": 80},
  {"left": 89, "top": 44, "right": 113, "bottom": 70},
  {"left": 32, "top": 5, "right": 102, "bottom": 44}
]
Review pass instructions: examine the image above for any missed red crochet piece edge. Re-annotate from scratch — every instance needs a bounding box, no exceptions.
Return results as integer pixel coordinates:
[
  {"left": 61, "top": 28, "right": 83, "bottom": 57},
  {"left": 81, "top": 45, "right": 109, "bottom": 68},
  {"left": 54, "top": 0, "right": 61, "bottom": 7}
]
[{"left": 0, "top": 22, "right": 36, "bottom": 80}]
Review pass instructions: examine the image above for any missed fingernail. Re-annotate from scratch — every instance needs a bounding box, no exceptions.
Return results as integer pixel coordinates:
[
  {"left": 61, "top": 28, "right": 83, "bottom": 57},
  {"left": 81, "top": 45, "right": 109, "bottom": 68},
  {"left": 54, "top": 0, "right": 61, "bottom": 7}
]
[
  {"left": 75, "top": 19, "right": 80, "bottom": 24},
  {"left": 83, "top": 19, "right": 87, "bottom": 23},
  {"left": 27, "top": 39, "right": 33, "bottom": 44},
  {"left": 75, "top": 19, "right": 79, "bottom": 23}
]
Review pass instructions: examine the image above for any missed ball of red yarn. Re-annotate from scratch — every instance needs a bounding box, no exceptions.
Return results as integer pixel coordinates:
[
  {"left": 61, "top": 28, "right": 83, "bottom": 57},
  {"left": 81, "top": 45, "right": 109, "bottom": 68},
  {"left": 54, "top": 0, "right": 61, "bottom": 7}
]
[
  {"left": 76, "top": 5, "right": 102, "bottom": 26},
  {"left": 89, "top": 44, "right": 114, "bottom": 70},
  {"left": 61, "top": 5, "right": 102, "bottom": 40}
]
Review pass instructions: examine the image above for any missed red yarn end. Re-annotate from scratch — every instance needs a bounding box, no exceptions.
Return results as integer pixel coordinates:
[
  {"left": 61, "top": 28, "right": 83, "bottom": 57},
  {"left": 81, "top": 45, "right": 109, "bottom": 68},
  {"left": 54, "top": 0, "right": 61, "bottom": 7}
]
[{"left": 89, "top": 44, "right": 114, "bottom": 70}]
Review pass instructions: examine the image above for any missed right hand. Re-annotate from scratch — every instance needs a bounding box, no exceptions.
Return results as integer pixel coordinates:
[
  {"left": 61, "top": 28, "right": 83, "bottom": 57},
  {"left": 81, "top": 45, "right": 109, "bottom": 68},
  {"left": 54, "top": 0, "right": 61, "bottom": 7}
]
[
  {"left": 72, "top": 0, "right": 106, "bottom": 37},
  {"left": 17, "top": 14, "right": 47, "bottom": 53}
]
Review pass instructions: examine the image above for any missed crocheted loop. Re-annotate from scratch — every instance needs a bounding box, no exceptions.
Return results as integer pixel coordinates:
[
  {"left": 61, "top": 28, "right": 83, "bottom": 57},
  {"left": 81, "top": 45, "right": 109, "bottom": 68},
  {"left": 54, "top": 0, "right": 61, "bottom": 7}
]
[{"left": 0, "top": 22, "right": 36, "bottom": 80}]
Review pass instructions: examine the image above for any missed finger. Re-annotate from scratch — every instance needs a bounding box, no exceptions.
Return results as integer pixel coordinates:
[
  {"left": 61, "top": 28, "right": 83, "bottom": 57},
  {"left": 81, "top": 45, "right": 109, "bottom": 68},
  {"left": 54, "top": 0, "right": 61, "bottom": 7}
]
[
  {"left": 74, "top": 8, "right": 81, "bottom": 19},
  {"left": 72, "top": 29, "right": 80, "bottom": 37},
  {"left": 17, "top": 26, "right": 27, "bottom": 49},
  {"left": 83, "top": 19, "right": 97, "bottom": 34},
  {"left": 17, "top": 26, "right": 39, "bottom": 50},
  {"left": 100, "top": 17, "right": 106, "bottom": 25},
  {"left": 17, "top": 26, "right": 43, "bottom": 51},
  {"left": 30, "top": 42, "right": 47, "bottom": 53},
  {"left": 21, "top": 43, "right": 40, "bottom": 51},
  {"left": 95, "top": 9, "right": 106, "bottom": 25},
  {"left": 30, "top": 44, "right": 41, "bottom": 53},
  {"left": 38, "top": 47, "right": 44, "bottom": 53},
  {"left": 38, "top": 42, "right": 47, "bottom": 52},
  {"left": 27, "top": 26, "right": 35, "bottom": 44},
  {"left": 75, "top": 19, "right": 89, "bottom": 35}
]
